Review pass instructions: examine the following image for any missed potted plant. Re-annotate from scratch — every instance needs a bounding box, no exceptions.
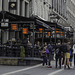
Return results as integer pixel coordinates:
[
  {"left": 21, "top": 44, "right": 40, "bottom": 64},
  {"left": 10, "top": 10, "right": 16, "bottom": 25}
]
[{"left": 20, "top": 46, "right": 25, "bottom": 61}]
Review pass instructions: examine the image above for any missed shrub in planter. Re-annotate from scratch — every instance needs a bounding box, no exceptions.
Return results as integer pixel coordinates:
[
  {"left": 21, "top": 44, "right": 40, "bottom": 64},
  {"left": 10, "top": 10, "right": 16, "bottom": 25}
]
[{"left": 20, "top": 46, "right": 25, "bottom": 61}]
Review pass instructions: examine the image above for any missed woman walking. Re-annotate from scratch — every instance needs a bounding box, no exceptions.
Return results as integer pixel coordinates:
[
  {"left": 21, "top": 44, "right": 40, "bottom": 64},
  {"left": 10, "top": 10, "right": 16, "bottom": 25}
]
[
  {"left": 41, "top": 43, "right": 47, "bottom": 66},
  {"left": 64, "top": 41, "right": 70, "bottom": 69}
]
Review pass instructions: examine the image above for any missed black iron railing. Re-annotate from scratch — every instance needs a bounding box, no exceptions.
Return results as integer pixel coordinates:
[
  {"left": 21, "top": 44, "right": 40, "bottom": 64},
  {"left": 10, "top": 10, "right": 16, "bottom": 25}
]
[{"left": 0, "top": 44, "right": 41, "bottom": 58}]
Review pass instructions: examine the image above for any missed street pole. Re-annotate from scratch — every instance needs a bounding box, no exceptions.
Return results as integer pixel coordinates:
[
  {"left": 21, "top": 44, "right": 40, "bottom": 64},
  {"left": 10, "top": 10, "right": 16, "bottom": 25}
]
[
  {"left": 55, "top": 25, "right": 56, "bottom": 46},
  {"left": 42, "top": 29, "right": 44, "bottom": 48},
  {"left": 32, "top": 22, "right": 35, "bottom": 57}
]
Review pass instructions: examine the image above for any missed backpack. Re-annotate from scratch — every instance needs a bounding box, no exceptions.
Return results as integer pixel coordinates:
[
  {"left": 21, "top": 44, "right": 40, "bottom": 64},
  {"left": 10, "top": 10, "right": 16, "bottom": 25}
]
[
  {"left": 55, "top": 48, "right": 59, "bottom": 54},
  {"left": 64, "top": 45, "right": 70, "bottom": 53},
  {"left": 62, "top": 45, "right": 67, "bottom": 53},
  {"left": 47, "top": 44, "right": 53, "bottom": 52},
  {"left": 46, "top": 48, "right": 49, "bottom": 53}
]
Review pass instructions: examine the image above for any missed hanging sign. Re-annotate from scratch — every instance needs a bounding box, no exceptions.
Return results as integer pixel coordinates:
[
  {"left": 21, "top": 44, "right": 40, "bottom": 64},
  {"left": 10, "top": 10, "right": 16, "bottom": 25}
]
[
  {"left": 56, "top": 31, "right": 59, "bottom": 33},
  {"left": 39, "top": 28, "right": 43, "bottom": 33},
  {"left": 23, "top": 28, "right": 28, "bottom": 34},
  {"left": 12, "top": 24, "right": 17, "bottom": 30},
  {"left": 60, "top": 32, "right": 63, "bottom": 36},
  {"left": 48, "top": 32, "right": 51, "bottom": 36}
]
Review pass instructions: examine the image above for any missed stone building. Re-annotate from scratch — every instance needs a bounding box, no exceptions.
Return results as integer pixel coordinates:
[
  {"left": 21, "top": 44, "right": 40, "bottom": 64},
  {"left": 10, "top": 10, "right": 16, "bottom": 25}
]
[
  {"left": 0, "top": 0, "right": 30, "bottom": 43},
  {"left": 0, "top": 0, "right": 52, "bottom": 44},
  {"left": 49, "top": 0, "right": 68, "bottom": 27},
  {"left": 0, "top": 0, "right": 30, "bottom": 17},
  {"left": 30, "top": 0, "right": 51, "bottom": 21},
  {"left": 0, "top": 0, "right": 75, "bottom": 44},
  {"left": 66, "top": 0, "right": 75, "bottom": 43},
  {"left": 0, "top": 0, "right": 51, "bottom": 20},
  {"left": 67, "top": 0, "right": 75, "bottom": 28}
]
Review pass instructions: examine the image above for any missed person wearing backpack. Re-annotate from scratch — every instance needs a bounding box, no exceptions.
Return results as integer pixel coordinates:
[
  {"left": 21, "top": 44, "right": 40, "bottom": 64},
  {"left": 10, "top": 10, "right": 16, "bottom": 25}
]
[
  {"left": 46, "top": 43, "right": 53, "bottom": 68},
  {"left": 64, "top": 41, "right": 70, "bottom": 69},
  {"left": 55, "top": 40, "right": 62, "bottom": 69},
  {"left": 73, "top": 44, "right": 75, "bottom": 67}
]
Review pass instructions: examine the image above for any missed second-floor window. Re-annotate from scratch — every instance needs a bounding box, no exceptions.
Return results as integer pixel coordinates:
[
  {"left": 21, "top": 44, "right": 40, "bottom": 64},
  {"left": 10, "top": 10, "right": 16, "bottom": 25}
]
[
  {"left": 20, "top": 0, "right": 22, "bottom": 16},
  {"left": 25, "top": 2, "right": 28, "bottom": 17}
]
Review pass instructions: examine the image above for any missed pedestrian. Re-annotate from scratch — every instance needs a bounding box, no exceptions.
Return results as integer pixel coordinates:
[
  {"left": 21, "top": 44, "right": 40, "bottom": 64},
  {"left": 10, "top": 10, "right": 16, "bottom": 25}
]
[
  {"left": 73, "top": 44, "right": 75, "bottom": 67},
  {"left": 41, "top": 43, "right": 47, "bottom": 66},
  {"left": 46, "top": 43, "right": 53, "bottom": 68},
  {"left": 55, "top": 40, "right": 62, "bottom": 69},
  {"left": 69, "top": 46, "right": 73, "bottom": 68},
  {"left": 64, "top": 41, "right": 70, "bottom": 69},
  {"left": 60, "top": 42, "right": 65, "bottom": 66}
]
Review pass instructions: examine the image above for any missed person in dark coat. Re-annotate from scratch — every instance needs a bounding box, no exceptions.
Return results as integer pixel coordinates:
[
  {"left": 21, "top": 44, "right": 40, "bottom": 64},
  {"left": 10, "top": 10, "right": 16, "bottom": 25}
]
[
  {"left": 58, "top": 42, "right": 65, "bottom": 66},
  {"left": 55, "top": 40, "right": 62, "bottom": 69},
  {"left": 41, "top": 43, "right": 47, "bottom": 66},
  {"left": 64, "top": 41, "right": 70, "bottom": 69},
  {"left": 46, "top": 43, "right": 53, "bottom": 68}
]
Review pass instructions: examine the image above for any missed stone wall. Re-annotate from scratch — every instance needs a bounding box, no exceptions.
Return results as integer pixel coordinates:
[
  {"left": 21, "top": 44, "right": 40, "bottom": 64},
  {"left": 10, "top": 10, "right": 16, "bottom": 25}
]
[{"left": 0, "top": 57, "right": 42, "bottom": 66}]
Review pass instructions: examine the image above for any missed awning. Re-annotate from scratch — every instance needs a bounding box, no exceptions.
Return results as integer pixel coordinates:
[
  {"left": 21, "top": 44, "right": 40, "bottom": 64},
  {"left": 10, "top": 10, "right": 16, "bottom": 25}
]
[
  {"left": 0, "top": 11, "right": 53, "bottom": 31},
  {"left": 0, "top": 11, "right": 33, "bottom": 21},
  {"left": 42, "top": 21, "right": 66, "bottom": 31},
  {"left": 35, "top": 19, "right": 53, "bottom": 31},
  {"left": 34, "top": 17, "right": 66, "bottom": 31}
]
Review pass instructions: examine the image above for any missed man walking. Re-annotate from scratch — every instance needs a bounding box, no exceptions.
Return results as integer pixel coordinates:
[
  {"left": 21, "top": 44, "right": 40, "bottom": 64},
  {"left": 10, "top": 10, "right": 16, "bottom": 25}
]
[
  {"left": 55, "top": 40, "right": 62, "bottom": 69},
  {"left": 73, "top": 44, "right": 75, "bottom": 67},
  {"left": 46, "top": 43, "right": 53, "bottom": 68}
]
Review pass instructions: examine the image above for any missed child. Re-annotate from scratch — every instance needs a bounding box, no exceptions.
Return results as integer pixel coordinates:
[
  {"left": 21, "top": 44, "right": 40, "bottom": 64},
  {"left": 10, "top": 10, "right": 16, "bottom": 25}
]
[{"left": 69, "top": 47, "right": 73, "bottom": 68}]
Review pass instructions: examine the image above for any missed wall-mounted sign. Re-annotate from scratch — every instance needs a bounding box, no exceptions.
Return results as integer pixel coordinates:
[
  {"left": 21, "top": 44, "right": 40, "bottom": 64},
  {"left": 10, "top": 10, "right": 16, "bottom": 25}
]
[
  {"left": 11, "top": 24, "right": 17, "bottom": 30},
  {"left": 1, "top": 19, "right": 9, "bottom": 27},
  {"left": 39, "top": 28, "right": 43, "bottom": 33},
  {"left": 48, "top": 32, "right": 51, "bottom": 36},
  {"left": 56, "top": 31, "right": 59, "bottom": 33},
  {"left": 60, "top": 32, "right": 63, "bottom": 36},
  {"left": 23, "top": 28, "right": 28, "bottom": 34},
  {"left": 9, "top": 2, "right": 17, "bottom": 10}
]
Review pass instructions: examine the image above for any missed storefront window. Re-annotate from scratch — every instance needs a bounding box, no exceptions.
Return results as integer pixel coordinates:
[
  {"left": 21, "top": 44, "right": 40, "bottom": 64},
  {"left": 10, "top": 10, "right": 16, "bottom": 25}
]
[{"left": 9, "top": 31, "right": 15, "bottom": 40}]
